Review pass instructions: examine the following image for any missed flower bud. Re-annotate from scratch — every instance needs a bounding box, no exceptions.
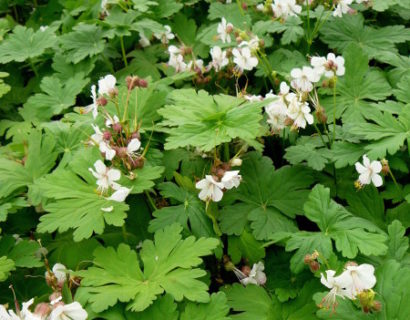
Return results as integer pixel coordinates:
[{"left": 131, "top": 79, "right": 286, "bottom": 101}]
[
  {"left": 230, "top": 158, "right": 242, "bottom": 167},
  {"left": 103, "top": 131, "right": 112, "bottom": 140},
  {"left": 241, "top": 265, "right": 251, "bottom": 276},
  {"left": 226, "top": 25, "right": 234, "bottom": 34},
  {"left": 131, "top": 131, "right": 141, "bottom": 140},
  {"left": 381, "top": 159, "right": 389, "bottom": 175},
  {"left": 372, "top": 300, "right": 382, "bottom": 312},
  {"left": 117, "top": 147, "right": 128, "bottom": 158},
  {"left": 284, "top": 117, "right": 294, "bottom": 126},
  {"left": 221, "top": 163, "right": 231, "bottom": 171},
  {"left": 34, "top": 303, "right": 51, "bottom": 318},
  {"left": 345, "top": 261, "right": 358, "bottom": 268},
  {"left": 113, "top": 122, "right": 122, "bottom": 133},
  {"left": 138, "top": 78, "right": 148, "bottom": 88},
  {"left": 309, "top": 261, "right": 320, "bottom": 272},
  {"left": 130, "top": 157, "right": 145, "bottom": 169},
  {"left": 97, "top": 96, "right": 107, "bottom": 106},
  {"left": 49, "top": 292, "right": 62, "bottom": 303},
  {"left": 304, "top": 254, "right": 312, "bottom": 264},
  {"left": 315, "top": 107, "right": 327, "bottom": 124},
  {"left": 241, "top": 2, "right": 247, "bottom": 10},
  {"left": 109, "top": 87, "right": 118, "bottom": 98}
]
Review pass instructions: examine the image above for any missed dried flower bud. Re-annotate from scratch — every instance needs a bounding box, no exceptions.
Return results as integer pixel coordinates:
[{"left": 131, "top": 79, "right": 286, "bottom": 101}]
[
  {"left": 131, "top": 131, "right": 141, "bottom": 140},
  {"left": 241, "top": 265, "right": 251, "bottom": 276},
  {"left": 372, "top": 300, "right": 382, "bottom": 312},
  {"left": 113, "top": 122, "right": 122, "bottom": 133},
  {"left": 103, "top": 131, "right": 112, "bottom": 140},
  {"left": 309, "top": 261, "right": 320, "bottom": 272},
  {"left": 315, "top": 107, "right": 328, "bottom": 124},
  {"left": 381, "top": 159, "right": 389, "bottom": 175},
  {"left": 34, "top": 303, "right": 51, "bottom": 317},
  {"left": 304, "top": 254, "right": 312, "bottom": 264},
  {"left": 226, "top": 25, "right": 234, "bottom": 34},
  {"left": 97, "top": 96, "right": 107, "bottom": 106},
  {"left": 130, "top": 157, "right": 145, "bottom": 169},
  {"left": 138, "top": 78, "right": 148, "bottom": 88},
  {"left": 117, "top": 147, "right": 128, "bottom": 158}
]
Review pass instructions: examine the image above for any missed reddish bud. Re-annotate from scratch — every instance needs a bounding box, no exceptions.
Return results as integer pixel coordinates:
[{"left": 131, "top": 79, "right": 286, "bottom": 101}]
[
  {"left": 241, "top": 2, "right": 247, "bottom": 10},
  {"left": 372, "top": 300, "right": 382, "bottom": 312},
  {"left": 130, "top": 157, "right": 145, "bottom": 169},
  {"left": 304, "top": 254, "right": 312, "bottom": 264},
  {"left": 34, "top": 303, "right": 51, "bottom": 317},
  {"left": 97, "top": 96, "right": 107, "bottom": 106},
  {"left": 131, "top": 131, "right": 141, "bottom": 140},
  {"left": 117, "top": 147, "right": 128, "bottom": 158},
  {"left": 309, "top": 261, "right": 320, "bottom": 272},
  {"left": 113, "top": 122, "right": 122, "bottom": 133},
  {"left": 241, "top": 265, "right": 251, "bottom": 276},
  {"left": 103, "top": 131, "right": 112, "bottom": 140},
  {"left": 138, "top": 79, "right": 148, "bottom": 88}
]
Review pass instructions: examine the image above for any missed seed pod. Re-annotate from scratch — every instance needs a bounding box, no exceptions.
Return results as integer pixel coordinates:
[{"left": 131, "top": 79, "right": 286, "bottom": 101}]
[{"left": 97, "top": 96, "right": 108, "bottom": 106}]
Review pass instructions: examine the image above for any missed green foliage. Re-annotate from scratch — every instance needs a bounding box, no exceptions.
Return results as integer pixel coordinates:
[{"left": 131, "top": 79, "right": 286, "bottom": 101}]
[
  {"left": 159, "top": 89, "right": 264, "bottom": 151},
  {"left": 77, "top": 224, "right": 219, "bottom": 312}
]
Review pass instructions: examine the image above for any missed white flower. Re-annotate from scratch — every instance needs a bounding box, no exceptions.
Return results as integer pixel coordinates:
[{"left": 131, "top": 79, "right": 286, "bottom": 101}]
[
  {"left": 230, "top": 158, "right": 242, "bottom": 167},
  {"left": 105, "top": 115, "right": 120, "bottom": 128},
  {"left": 47, "top": 263, "right": 67, "bottom": 285},
  {"left": 89, "top": 160, "right": 121, "bottom": 193},
  {"left": 187, "top": 59, "right": 205, "bottom": 72},
  {"left": 290, "top": 66, "right": 320, "bottom": 92},
  {"left": 154, "top": 25, "right": 175, "bottom": 44},
  {"left": 311, "top": 53, "right": 345, "bottom": 78},
  {"left": 272, "top": 0, "right": 302, "bottom": 20},
  {"left": 217, "top": 17, "right": 233, "bottom": 43},
  {"left": 355, "top": 155, "right": 383, "bottom": 187},
  {"left": 232, "top": 47, "right": 258, "bottom": 71},
  {"left": 168, "top": 45, "right": 181, "bottom": 56},
  {"left": 319, "top": 270, "right": 354, "bottom": 310},
  {"left": 245, "top": 94, "right": 263, "bottom": 102},
  {"left": 83, "top": 85, "right": 98, "bottom": 119},
  {"left": 90, "top": 125, "right": 104, "bottom": 145},
  {"left": 210, "top": 46, "right": 229, "bottom": 71},
  {"left": 265, "top": 95, "right": 288, "bottom": 132},
  {"left": 101, "top": 0, "right": 109, "bottom": 16},
  {"left": 98, "top": 74, "right": 116, "bottom": 96},
  {"left": 286, "top": 93, "right": 314, "bottom": 129},
  {"left": 239, "top": 36, "right": 260, "bottom": 51},
  {"left": 0, "top": 299, "right": 41, "bottom": 320},
  {"left": 221, "top": 170, "right": 242, "bottom": 190},
  {"left": 333, "top": 0, "right": 353, "bottom": 17},
  {"left": 49, "top": 302, "right": 87, "bottom": 320},
  {"left": 240, "top": 262, "right": 267, "bottom": 286},
  {"left": 168, "top": 54, "right": 188, "bottom": 72},
  {"left": 101, "top": 206, "right": 113, "bottom": 212},
  {"left": 196, "top": 175, "right": 225, "bottom": 202},
  {"left": 107, "top": 186, "right": 131, "bottom": 202},
  {"left": 139, "top": 32, "right": 151, "bottom": 47},
  {"left": 344, "top": 264, "right": 377, "bottom": 296},
  {"left": 99, "top": 141, "right": 116, "bottom": 161},
  {"left": 126, "top": 138, "right": 141, "bottom": 157},
  {"left": 39, "top": 26, "right": 48, "bottom": 32}
]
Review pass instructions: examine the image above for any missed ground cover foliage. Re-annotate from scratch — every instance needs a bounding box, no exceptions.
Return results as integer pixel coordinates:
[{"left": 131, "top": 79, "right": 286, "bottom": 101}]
[{"left": 0, "top": 0, "right": 409, "bottom": 319}]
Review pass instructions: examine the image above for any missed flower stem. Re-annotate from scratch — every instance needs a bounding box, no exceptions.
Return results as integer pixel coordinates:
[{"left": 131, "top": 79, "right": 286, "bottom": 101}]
[
  {"left": 224, "top": 143, "right": 230, "bottom": 162},
  {"left": 120, "top": 36, "right": 128, "bottom": 67},
  {"left": 313, "top": 123, "right": 327, "bottom": 147},
  {"left": 332, "top": 77, "right": 337, "bottom": 145},
  {"left": 145, "top": 190, "right": 157, "bottom": 211},
  {"left": 29, "top": 58, "right": 39, "bottom": 77},
  {"left": 388, "top": 169, "right": 400, "bottom": 191}
]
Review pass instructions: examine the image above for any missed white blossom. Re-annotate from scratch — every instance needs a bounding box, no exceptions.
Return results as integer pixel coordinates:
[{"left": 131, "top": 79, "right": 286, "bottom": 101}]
[
  {"left": 333, "top": 0, "right": 353, "bottom": 17},
  {"left": 265, "top": 89, "right": 289, "bottom": 132},
  {"left": 232, "top": 47, "right": 258, "bottom": 71},
  {"left": 196, "top": 175, "right": 225, "bottom": 202},
  {"left": 290, "top": 66, "right": 320, "bottom": 92},
  {"left": 320, "top": 270, "right": 354, "bottom": 310},
  {"left": 139, "top": 32, "right": 151, "bottom": 47},
  {"left": 47, "top": 263, "right": 67, "bottom": 286},
  {"left": 217, "top": 17, "right": 233, "bottom": 43},
  {"left": 107, "top": 186, "right": 131, "bottom": 202},
  {"left": 210, "top": 46, "right": 229, "bottom": 71},
  {"left": 240, "top": 262, "right": 267, "bottom": 286},
  {"left": 101, "top": 0, "right": 109, "bottom": 16},
  {"left": 89, "top": 160, "right": 121, "bottom": 193},
  {"left": 83, "top": 85, "right": 98, "bottom": 119},
  {"left": 271, "top": 0, "right": 302, "bottom": 20},
  {"left": 99, "top": 141, "right": 116, "bottom": 161},
  {"left": 221, "top": 170, "right": 242, "bottom": 190},
  {"left": 98, "top": 74, "right": 116, "bottom": 96},
  {"left": 311, "top": 53, "right": 345, "bottom": 78},
  {"left": 168, "top": 53, "right": 188, "bottom": 72},
  {"left": 49, "top": 302, "right": 87, "bottom": 320},
  {"left": 154, "top": 25, "right": 175, "bottom": 44},
  {"left": 0, "top": 299, "right": 41, "bottom": 320},
  {"left": 126, "top": 138, "right": 141, "bottom": 157},
  {"left": 344, "top": 264, "right": 377, "bottom": 296},
  {"left": 105, "top": 115, "right": 120, "bottom": 128},
  {"left": 355, "top": 155, "right": 383, "bottom": 187},
  {"left": 286, "top": 93, "right": 314, "bottom": 129},
  {"left": 245, "top": 95, "right": 263, "bottom": 102},
  {"left": 39, "top": 26, "right": 48, "bottom": 32},
  {"left": 239, "top": 36, "right": 260, "bottom": 51}
]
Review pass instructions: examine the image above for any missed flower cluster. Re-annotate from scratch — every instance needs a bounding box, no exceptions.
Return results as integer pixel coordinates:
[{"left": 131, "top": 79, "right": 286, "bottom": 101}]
[
  {"left": 333, "top": 0, "right": 370, "bottom": 17},
  {"left": 257, "top": 0, "right": 302, "bottom": 21},
  {"left": 0, "top": 263, "right": 87, "bottom": 320},
  {"left": 355, "top": 155, "right": 383, "bottom": 188},
  {"left": 319, "top": 263, "right": 379, "bottom": 313},
  {"left": 82, "top": 74, "right": 149, "bottom": 205},
  {"left": 195, "top": 163, "right": 242, "bottom": 202},
  {"left": 225, "top": 257, "right": 267, "bottom": 287}
]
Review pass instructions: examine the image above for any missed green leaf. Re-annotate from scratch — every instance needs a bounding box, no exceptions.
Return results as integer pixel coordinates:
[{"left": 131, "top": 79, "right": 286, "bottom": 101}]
[
  {"left": 148, "top": 182, "right": 214, "bottom": 238},
  {"left": 20, "top": 74, "right": 89, "bottom": 121},
  {"left": 131, "top": 294, "right": 179, "bottom": 320},
  {"left": 349, "top": 108, "right": 410, "bottom": 159},
  {"left": 0, "top": 25, "right": 57, "bottom": 63},
  {"left": 322, "top": 43, "right": 391, "bottom": 123},
  {"left": 225, "top": 284, "right": 281, "bottom": 320},
  {"left": 328, "top": 142, "right": 364, "bottom": 169},
  {"left": 320, "top": 14, "right": 410, "bottom": 59},
  {"left": 220, "top": 152, "right": 310, "bottom": 240},
  {"left": 59, "top": 24, "right": 106, "bottom": 63},
  {"left": 36, "top": 148, "right": 129, "bottom": 241},
  {"left": 77, "top": 224, "right": 219, "bottom": 312},
  {"left": 0, "top": 72, "right": 10, "bottom": 98},
  {"left": 0, "top": 130, "right": 58, "bottom": 200},
  {"left": 0, "top": 256, "right": 15, "bottom": 282},
  {"left": 255, "top": 17, "right": 304, "bottom": 45},
  {"left": 393, "top": 74, "right": 410, "bottom": 103},
  {"left": 228, "top": 230, "right": 265, "bottom": 264},
  {"left": 208, "top": 3, "right": 251, "bottom": 28},
  {"left": 285, "top": 144, "right": 330, "bottom": 171},
  {"left": 386, "top": 220, "right": 409, "bottom": 261},
  {"left": 159, "top": 89, "right": 264, "bottom": 152},
  {"left": 181, "top": 292, "right": 230, "bottom": 320}
]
